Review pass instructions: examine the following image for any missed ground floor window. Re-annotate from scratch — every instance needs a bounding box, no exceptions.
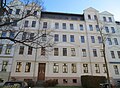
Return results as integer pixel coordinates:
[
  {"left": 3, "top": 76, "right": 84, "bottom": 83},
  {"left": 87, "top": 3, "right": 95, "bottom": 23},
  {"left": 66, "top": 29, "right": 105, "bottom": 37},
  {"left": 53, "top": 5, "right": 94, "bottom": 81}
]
[
  {"left": 53, "top": 63, "right": 59, "bottom": 73},
  {"left": 1, "top": 61, "right": 8, "bottom": 71},
  {"left": 73, "top": 79, "right": 77, "bottom": 83},
  {"left": 63, "top": 79, "right": 68, "bottom": 84},
  {"left": 16, "top": 62, "right": 22, "bottom": 72}
]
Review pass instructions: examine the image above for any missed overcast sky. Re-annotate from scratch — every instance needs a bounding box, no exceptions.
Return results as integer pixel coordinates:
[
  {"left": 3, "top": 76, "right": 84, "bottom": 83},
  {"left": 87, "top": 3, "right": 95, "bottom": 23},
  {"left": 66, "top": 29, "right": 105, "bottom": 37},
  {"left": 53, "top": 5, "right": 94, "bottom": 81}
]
[{"left": 43, "top": 0, "right": 120, "bottom": 21}]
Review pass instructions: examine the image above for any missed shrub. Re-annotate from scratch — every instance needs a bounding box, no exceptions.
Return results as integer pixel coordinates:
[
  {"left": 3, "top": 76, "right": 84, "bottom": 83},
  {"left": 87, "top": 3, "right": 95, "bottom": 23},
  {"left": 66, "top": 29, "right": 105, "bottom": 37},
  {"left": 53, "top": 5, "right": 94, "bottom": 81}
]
[
  {"left": 0, "top": 78, "right": 3, "bottom": 83},
  {"left": 43, "top": 79, "right": 58, "bottom": 87},
  {"left": 24, "top": 79, "right": 35, "bottom": 87},
  {"left": 81, "top": 75, "right": 106, "bottom": 88}
]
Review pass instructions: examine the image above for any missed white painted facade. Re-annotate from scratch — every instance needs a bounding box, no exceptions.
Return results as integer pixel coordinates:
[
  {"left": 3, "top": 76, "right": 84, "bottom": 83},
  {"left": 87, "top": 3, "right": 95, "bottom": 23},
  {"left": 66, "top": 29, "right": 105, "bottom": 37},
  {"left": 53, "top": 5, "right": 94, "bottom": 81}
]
[{"left": 1, "top": 0, "right": 120, "bottom": 86}]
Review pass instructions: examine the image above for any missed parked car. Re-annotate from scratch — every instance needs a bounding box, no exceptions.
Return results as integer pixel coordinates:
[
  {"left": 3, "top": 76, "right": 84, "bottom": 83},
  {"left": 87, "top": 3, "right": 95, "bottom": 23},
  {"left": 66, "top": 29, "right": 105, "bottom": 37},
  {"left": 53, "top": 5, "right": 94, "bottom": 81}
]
[
  {"left": 100, "top": 83, "right": 113, "bottom": 88},
  {"left": 3, "top": 81, "right": 28, "bottom": 88}
]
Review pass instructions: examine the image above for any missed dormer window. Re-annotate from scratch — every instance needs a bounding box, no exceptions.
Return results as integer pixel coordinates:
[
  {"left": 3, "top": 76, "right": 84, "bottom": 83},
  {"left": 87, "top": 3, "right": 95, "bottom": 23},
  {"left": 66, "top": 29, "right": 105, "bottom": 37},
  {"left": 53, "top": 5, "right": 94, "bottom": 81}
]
[
  {"left": 34, "top": 11, "right": 37, "bottom": 15},
  {"left": 108, "top": 17, "right": 112, "bottom": 22},
  {"left": 94, "top": 15, "right": 97, "bottom": 20},
  {"left": 16, "top": 9, "right": 20, "bottom": 15},
  {"left": 103, "top": 17, "right": 107, "bottom": 22},
  {"left": 27, "top": 10, "right": 31, "bottom": 15},
  {"left": 9, "top": 9, "right": 12, "bottom": 14},
  {"left": 88, "top": 15, "right": 91, "bottom": 20}
]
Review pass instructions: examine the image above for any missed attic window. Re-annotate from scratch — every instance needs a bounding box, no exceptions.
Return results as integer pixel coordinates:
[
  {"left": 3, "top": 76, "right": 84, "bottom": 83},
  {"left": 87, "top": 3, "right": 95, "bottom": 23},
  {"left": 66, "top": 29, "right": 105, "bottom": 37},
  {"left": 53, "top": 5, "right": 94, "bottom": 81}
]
[
  {"left": 88, "top": 15, "right": 91, "bottom": 20},
  {"left": 103, "top": 17, "right": 107, "bottom": 22},
  {"left": 108, "top": 17, "right": 112, "bottom": 22}
]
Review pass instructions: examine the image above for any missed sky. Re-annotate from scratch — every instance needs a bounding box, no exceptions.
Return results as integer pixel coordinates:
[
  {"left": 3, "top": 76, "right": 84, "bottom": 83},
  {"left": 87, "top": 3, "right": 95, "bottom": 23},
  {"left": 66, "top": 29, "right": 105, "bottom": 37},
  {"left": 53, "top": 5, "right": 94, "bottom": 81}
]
[
  {"left": 43, "top": 0, "right": 120, "bottom": 21},
  {"left": 7, "top": 0, "right": 120, "bottom": 21}
]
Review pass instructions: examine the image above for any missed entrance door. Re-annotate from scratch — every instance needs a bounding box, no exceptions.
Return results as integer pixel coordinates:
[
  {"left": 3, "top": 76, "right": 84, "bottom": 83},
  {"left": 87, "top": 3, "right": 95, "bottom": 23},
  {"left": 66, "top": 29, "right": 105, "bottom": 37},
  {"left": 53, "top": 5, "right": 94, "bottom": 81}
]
[{"left": 37, "top": 63, "right": 46, "bottom": 81}]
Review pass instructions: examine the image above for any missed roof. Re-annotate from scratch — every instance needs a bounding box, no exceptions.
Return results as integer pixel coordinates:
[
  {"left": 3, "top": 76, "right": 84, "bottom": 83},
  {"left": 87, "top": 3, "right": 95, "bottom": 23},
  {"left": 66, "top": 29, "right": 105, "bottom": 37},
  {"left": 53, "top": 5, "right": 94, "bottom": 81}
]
[{"left": 41, "top": 11, "right": 84, "bottom": 21}]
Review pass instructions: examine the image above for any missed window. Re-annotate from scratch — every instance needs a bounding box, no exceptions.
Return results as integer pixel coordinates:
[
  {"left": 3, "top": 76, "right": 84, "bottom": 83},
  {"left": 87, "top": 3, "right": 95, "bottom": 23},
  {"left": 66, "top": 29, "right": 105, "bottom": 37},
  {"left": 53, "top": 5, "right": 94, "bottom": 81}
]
[
  {"left": 81, "top": 36, "right": 85, "bottom": 43},
  {"left": 108, "top": 17, "right": 112, "bottom": 22},
  {"left": 80, "top": 24, "right": 84, "bottom": 31},
  {"left": 0, "top": 45, "right": 3, "bottom": 54},
  {"left": 55, "top": 23, "right": 59, "bottom": 29},
  {"left": 113, "top": 65, "right": 119, "bottom": 75},
  {"left": 71, "top": 48, "right": 76, "bottom": 56},
  {"left": 96, "top": 25, "right": 99, "bottom": 31},
  {"left": 0, "top": 18, "right": 1, "bottom": 22},
  {"left": 105, "top": 27, "right": 109, "bottom": 33},
  {"left": 53, "top": 63, "right": 59, "bottom": 73},
  {"left": 12, "top": 20, "right": 17, "bottom": 26},
  {"left": 62, "top": 23, "right": 66, "bottom": 29},
  {"left": 16, "top": 9, "right": 20, "bottom": 15},
  {"left": 54, "top": 48, "right": 59, "bottom": 56},
  {"left": 107, "top": 38, "right": 112, "bottom": 45},
  {"left": 27, "top": 10, "right": 31, "bottom": 14},
  {"left": 89, "top": 25, "right": 93, "bottom": 31},
  {"left": 28, "top": 46, "right": 32, "bottom": 55},
  {"left": 70, "top": 35, "right": 74, "bottom": 42},
  {"left": 114, "top": 38, "right": 118, "bottom": 45},
  {"left": 24, "top": 21, "right": 29, "bottom": 27},
  {"left": 93, "top": 49, "right": 97, "bottom": 57},
  {"left": 63, "top": 48, "right": 67, "bottom": 56},
  {"left": 94, "top": 15, "right": 97, "bottom": 20},
  {"left": 32, "top": 21, "right": 36, "bottom": 27},
  {"left": 63, "top": 63, "right": 68, "bottom": 73},
  {"left": 30, "top": 33, "right": 34, "bottom": 40},
  {"left": 100, "top": 49, "right": 104, "bottom": 57},
  {"left": 16, "top": 62, "right": 22, "bottom": 72},
  {"left": 22, "top": 32, "right": 27, "bottom": 40},
  {"left": 103, "top": 17, "right": 107, "bottom": 22},
  {"left": 103, "top": 64, "right": 107, "bottom": 73},
  {"left": 25, "top": 62, "right": 31, "bottom": 72},
  {"left": 95, "top": 64, "right": 100, "bottom": 73},
  {"left": 70, "top": 24, "right": 74, "bottom": 30},
  {"left": 34, "top": 11, "right": 37, "bottom": 15},
  {"left": 54, "top": 34, "right": 59, "bottom": 42},
  {"left": 41, "top": 34, "right": 46, "bottom": 41},
  {"left": 111, "top": 51, "right": 115, "bottom": 58},
  {"left": 71, "top": 63, "right": 77, "bottom": 73},
  {"left": 1, "top": 31, "right": 7, "bottom": 37},
  {"left": 19, "top": 46, "right": 24, "bottom": 54},
  {"left": 43, "top": 22, "right": 47, "bottom": 28},
  {"left": 1, "top": 61, "right": 8, "bottom": 71},
  {"left": 63, "top": 79, "right": 68, "bottom": 84},
  {"left": 41, "top": 47, "right": 45, "bottom": 56},
  {"left": 82, "top": 49, "right": 87, "bottom": 57},
  {"left": 91, "top": 36, "right": 95, "bottom": 43},
  {"left": 111, "top": 27, "right": 115, "bottom": 33},
  {"left": 63, "top": 35, "right": 67, "bottom": 42},
  {"left": 117, "top": 51, "right": 120, "bottom": 58},
  {"left": 73, "top": 79, "right": 77, "bottom": 83},
  {"left": 5, "top": 44, "right": 12, "bottom": 54},
  {"left": 98, "top": 36, "right": 102, "bottom": 43},
  {"left": 9, "top": 31, "right": 15, "bottom": 39},
  {"left": 83, "top": 64, "right": 88, "bottom": 73},
  {"left": 9, "top": 9, "right": 12, "bottom": 14},
  {"left": 88, "top": 15, "right": 91, "bottom": 19}
]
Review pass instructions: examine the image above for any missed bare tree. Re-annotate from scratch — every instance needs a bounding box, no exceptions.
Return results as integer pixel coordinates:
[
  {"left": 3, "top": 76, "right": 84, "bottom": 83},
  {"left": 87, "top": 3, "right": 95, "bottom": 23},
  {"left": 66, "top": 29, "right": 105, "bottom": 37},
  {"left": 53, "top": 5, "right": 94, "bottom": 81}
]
[
  {"left": 0, "top": 0, "right": 55, "bottom": 49},
  {"left": 96, "top": 19, "right": 112, "bottom": 88}
]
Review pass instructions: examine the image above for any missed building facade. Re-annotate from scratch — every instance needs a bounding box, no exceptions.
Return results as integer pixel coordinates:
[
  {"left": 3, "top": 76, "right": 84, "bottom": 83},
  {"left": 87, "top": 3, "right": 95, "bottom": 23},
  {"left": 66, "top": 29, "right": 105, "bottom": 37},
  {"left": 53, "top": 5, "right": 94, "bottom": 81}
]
[{"left": 1, "top": 0, "right": 120, "bottom": 86}]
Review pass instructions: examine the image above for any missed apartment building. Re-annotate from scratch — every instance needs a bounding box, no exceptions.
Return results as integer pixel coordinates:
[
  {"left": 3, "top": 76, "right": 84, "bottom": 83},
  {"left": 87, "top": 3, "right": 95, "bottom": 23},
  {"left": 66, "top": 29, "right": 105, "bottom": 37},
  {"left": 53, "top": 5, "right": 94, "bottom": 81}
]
[
  {"left": 1, "top": 0, "right": 120, "bottom": 86},
  {"left": 0, "top": 26, "right": 15, "bottom": 82}
]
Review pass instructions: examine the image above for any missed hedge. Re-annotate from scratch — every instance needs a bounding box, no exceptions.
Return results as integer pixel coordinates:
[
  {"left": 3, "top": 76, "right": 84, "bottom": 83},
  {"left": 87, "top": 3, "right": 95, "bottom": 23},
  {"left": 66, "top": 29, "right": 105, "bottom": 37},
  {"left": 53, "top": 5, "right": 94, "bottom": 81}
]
[{"left": 81, "top": 75, "right": 106, "bottom": 88}]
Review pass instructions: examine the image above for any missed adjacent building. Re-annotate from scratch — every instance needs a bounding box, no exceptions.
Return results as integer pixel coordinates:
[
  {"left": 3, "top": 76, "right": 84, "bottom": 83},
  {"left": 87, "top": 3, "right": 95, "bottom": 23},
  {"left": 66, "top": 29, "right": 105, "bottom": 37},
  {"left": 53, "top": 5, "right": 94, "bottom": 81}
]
[{"left": 0, "top": 0, "right": 120, "bottom": 86}]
